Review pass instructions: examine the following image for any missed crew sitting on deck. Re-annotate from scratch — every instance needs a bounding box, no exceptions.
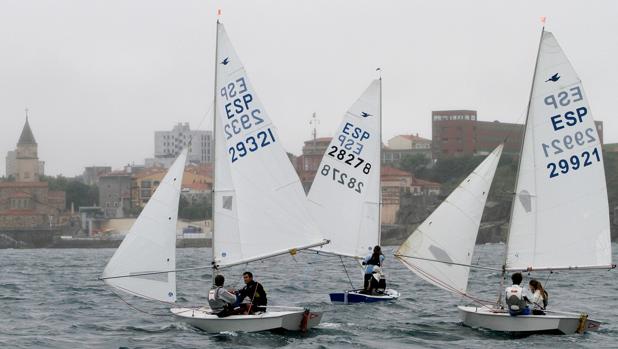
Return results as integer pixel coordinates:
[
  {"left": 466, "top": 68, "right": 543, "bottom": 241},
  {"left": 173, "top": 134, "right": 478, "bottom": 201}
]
[
  {"left": 361, "top": 245, "right": 386, "bottom": 295},
  {"left": 208, "top": 275, "right": 237, "bottom": 318},
  {"left": 234, "top": 271, "right": 267, "bottom": 314},
  {"left": 528, "top": 279, "right": 549, "bottom": 315},
  {"left": 505, "top": 272, "right": 531, "bottom": 316}
]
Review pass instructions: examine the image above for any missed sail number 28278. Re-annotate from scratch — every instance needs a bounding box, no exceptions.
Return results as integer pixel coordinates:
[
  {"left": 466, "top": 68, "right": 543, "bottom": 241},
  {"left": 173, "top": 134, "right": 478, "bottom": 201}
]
[{"left": 320, "top": 164, "right": 363, "bottom": 194}]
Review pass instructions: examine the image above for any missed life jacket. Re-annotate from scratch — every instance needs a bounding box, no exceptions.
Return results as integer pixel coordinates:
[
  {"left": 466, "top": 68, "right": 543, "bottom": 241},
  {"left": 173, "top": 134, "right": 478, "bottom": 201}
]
[
  {"left": 208, "top": 286, "right": 233, "bottom": 317},
  {"left": 505, "top": 285, "right": 527, "bottom": 312},
  {"left": 208, "top": 287, "right": 220, "bottom": 301}
]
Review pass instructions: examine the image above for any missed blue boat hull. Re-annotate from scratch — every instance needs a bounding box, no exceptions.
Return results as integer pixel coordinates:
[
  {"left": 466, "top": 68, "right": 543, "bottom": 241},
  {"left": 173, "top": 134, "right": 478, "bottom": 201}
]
[{"left": 329, "top": 289, "right": 400, "bottom": 304}]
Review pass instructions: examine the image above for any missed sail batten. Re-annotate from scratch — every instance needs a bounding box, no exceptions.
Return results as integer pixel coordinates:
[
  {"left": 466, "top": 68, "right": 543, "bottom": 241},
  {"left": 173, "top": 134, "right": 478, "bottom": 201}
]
[
  {"left": 505, "top": 31, "right": 612, "bottom": 271},
  {"left": 396, "top": 145, "right": 503, "bottom": 294},
  {"left": 102, "top": 149, "right": 187, "bottom": 303},
  {"left": 212, "top": 23, "right": 325, "bottom": 267},
  {"left": 307, "top": 80, "right": 381, "bottom": 259}
]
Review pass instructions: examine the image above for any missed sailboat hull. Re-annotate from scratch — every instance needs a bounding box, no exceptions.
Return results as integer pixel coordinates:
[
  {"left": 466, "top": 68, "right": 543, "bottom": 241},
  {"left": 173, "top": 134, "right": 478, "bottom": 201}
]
[
  {"left": 329, "top": 289, "right": 400, "bottom": 304},
  {"left": 458, "top": 305, "right": 601, "bottom": 334},
  {"left": 170, "top": 307, "right": 323, "bottom": 333}
]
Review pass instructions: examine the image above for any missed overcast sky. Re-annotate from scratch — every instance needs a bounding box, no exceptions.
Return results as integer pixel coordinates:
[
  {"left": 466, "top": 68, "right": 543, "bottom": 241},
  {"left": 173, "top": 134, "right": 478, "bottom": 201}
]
[{"left": 1, "top": 0, "right": 617, "bottom": 177}]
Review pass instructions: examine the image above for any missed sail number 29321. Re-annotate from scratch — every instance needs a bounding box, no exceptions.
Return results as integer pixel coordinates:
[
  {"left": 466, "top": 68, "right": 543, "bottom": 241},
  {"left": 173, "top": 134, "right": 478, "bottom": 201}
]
[{"left": 229, "top": 128, "right": 276, "bottom": 163}]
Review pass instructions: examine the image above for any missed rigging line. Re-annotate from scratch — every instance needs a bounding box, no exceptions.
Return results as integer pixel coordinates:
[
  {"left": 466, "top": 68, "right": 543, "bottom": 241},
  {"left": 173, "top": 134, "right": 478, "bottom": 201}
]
[
  {"left": 394, "top": 253, "right": 502, "bottom": 271},
  {"left": 403, "top": 259, "right": 494, "bottom": 307},
  {"left": 339, "top": 255, "right": 355, "bottom": 290},
  {"left": 544, "top": 270, "right": 552, "bottom": 290},
  {"left": 195, "top": 100, "right": 215, "bottom": 132},
  {"left": 103, "top": 281, "right": 205, "bottom": 312},
  {"left": 98, "top": 264, "right": 214, "bottom": 280},
  {"left": 107, "top": 287, "right": 172, "bottom": 317}
]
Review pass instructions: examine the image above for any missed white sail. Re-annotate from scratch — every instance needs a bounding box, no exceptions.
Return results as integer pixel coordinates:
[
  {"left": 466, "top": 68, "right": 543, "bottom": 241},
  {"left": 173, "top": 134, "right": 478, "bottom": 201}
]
[
  {"left": 506, "top": 31, "right": 612, "bottom": 271},
  {"left": 307, "top": 80, "right": 381, "bottom": 259},
  {"left": 213, "top": 23, "right": 325, "bottom": 268},
  {"left": 395, "top": 145, "right": 503, "bottom": 294},
  {"left": 102, "top": 149, "right": 187, "bottom": 302}
]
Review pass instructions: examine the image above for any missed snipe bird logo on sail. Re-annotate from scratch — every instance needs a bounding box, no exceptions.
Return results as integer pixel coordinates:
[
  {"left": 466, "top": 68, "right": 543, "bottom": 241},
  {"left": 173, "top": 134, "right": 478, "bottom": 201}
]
[
  {"left": 361, "top": 112, "right": 372, "bottom": 118},
  {"left": 545, "top": 73, "right": 560, "bottom": 82},
  {"left": 221, "top": 57, "right": 230, "bottom": 65}
]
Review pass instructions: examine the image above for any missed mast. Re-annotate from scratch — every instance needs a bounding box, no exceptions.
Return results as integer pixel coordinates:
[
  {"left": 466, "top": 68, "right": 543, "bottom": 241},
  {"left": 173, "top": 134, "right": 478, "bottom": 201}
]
[
  {"left": 211, "top": 19, "right": 220, "bottom": 284},
  {"left": 497, "top": 26, "right": 545, "bottom": 304},
  {"left": 377, "top": 69, "right": 383, "bottom": 245}
]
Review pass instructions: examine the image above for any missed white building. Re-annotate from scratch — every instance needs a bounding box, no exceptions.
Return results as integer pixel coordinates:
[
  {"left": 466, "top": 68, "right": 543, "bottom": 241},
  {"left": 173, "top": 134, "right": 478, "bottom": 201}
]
[
  {"left": 5, "top": 151, "right": 16, "bottom": 178},
  {"left": 154, "top": 123, "right": 212, "bottom": 166}
]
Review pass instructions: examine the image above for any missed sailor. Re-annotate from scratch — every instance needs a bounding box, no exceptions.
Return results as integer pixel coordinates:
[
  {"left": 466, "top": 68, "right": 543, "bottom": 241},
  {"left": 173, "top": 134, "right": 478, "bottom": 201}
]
[
  {"left": 235, "top": 271, "right": 267, "bottom": 314},
  {"left": 528, "top": 279, "right": 549, "bottom": 315},
  {"left": 208, "top": 275, "right": 237, "bottom": 318},
  {"left": 505, "top": 272, "right": 531, "bottom": 316},
  {"left": 361, "top": 245, "right": 386, "bottom": 294}
]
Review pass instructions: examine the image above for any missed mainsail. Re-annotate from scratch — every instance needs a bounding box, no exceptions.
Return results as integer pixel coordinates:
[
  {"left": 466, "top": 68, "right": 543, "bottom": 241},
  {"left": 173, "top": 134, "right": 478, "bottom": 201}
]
[
  {"left": 395, "top": 145, "right": 503, "bottom": 294},
  {"left": 505, "top": 31, "right": 612, "bottom": 271},
  {"left": 102, "top": 149, "right": 187, "bottom": 302},
  {"left": 307, "top": 79, "right": 381, "bottom": 259},
  {"left": 212, "top": 23, "right": 326, "bottom": 268}
]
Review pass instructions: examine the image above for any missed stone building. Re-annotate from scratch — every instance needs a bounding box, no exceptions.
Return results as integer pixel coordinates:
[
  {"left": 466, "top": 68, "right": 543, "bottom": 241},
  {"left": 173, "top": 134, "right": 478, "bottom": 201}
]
[
  {"left": 5, "top": 118, "right": 45, "bottom": 180},
  {"left": 431, "top": 109, "right": 604, "bottom": 158},
  {"left": 294, "top": 137, "right": 332, "bottom": 191},
  {"left": 0, "top": 118, "right": 66, "bottom": 230},
  {"left": 82, "top": 166, "right": 112, "bottom": 186},
  {"left": 132, "top": 165, "right": 212, "bottom": 208},
  {"left": 380, "top": 166, "right": 440, "bottom": 224},
  {"left": 383, "top": 134, "right": 432, "bottom": 165},
  {"left": 98, "top": 172, "right": 132, "bottom": 218}
]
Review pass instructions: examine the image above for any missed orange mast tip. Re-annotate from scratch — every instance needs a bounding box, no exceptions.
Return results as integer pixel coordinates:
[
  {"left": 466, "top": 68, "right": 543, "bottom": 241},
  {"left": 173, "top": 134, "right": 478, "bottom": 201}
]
[
  {"left": 217, "top": 9, "right": 222, "bottom": 16},
  {"left": 540, "top": 16, "right": 546, "bottom": 24}
]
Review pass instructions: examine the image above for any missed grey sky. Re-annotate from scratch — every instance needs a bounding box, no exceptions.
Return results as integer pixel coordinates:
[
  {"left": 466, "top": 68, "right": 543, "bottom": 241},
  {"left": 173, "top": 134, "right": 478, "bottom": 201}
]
[{"left": 1, "top": 0, "right": 617, "bottom": 176}]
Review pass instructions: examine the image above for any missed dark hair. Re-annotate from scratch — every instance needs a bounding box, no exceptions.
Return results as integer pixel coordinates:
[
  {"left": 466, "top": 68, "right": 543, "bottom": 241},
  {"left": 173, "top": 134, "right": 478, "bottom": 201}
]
[
  {"left": 511, "top": 272, "right": 523, "bottom": 285},
  {"left": 529, "top": 279, "right": 549, "bottom": 305},
  {"left": 243, "top": 271, "right": 253, "bottom": 278},
  {"left": 214, "top": 275, "right": 225, "bottom": 286},
  {"left": 372, "top": 245, "right": 382, "bottom": 258}
]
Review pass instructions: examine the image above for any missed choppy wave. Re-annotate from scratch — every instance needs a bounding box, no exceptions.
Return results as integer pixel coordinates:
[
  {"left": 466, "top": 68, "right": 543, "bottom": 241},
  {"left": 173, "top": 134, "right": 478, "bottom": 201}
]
[{"left": 0, "top": 244, "right": 617, "bottom": 348}]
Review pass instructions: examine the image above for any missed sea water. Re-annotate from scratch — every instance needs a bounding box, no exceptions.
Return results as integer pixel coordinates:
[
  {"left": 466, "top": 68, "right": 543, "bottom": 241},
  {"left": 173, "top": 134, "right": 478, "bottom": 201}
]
[{"left": 1, "top": 243, "right": 617, "bottom": 348}]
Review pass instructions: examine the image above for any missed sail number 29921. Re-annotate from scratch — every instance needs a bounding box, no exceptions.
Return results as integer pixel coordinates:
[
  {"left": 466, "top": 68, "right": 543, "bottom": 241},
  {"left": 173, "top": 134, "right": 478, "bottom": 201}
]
[{"left": 546, "top": 148, "right": 601, "bottom": 179}]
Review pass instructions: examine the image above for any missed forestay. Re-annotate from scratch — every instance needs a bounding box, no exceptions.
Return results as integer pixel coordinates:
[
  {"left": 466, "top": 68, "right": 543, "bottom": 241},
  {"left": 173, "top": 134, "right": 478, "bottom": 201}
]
[
  {"left": 505, "top": 31, "right": 612, "bottom": 271},
  {"left": 396, "top": 145, "right": 503, "bottom": 294},
  {"left": 307, "top": 80, "right": 381, "bottom": 259},
  {"left": 213, "top": 23, "right": 325, "bottom": 268},
  {"left": 102, "top": 149, "right": 187, "bottom": 302}
]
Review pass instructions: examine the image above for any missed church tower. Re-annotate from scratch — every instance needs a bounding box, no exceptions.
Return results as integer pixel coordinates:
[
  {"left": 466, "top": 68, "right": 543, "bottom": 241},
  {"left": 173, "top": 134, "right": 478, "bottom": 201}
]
[{"left": 15, "top": 116, "right": 40, "bottom": 182}]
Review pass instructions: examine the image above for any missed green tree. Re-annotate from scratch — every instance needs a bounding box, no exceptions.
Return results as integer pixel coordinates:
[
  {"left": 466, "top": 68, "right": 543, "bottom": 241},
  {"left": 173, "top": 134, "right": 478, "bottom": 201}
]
[
  {"left": 398, "top": 153, "right": 430, "bottom": 174},
  {"left": 178, "top": 195, "right": 212, "bottom": 220},
  {"left": 41, "top": 175, "right": 99, "bottom": 210}
]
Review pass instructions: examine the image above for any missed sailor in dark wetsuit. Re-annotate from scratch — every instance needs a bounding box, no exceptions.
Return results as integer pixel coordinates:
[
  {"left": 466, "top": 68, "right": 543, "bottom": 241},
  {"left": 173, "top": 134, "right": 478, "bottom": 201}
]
[
  {"left": 361, "top": 245, "right": 385, "bottom": 294},
  {"left": 235, "top": 271, "right": 267, "bottom": 314}
]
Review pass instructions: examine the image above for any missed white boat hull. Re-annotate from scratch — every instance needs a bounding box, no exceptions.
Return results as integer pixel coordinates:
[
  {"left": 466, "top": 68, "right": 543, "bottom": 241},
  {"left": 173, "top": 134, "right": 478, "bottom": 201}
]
[
  {"left": 170, "top": 307, "right": 323, "bottom": 333},
  {"left": 458, "top": 305, "right": 601, "bottom": 334}
]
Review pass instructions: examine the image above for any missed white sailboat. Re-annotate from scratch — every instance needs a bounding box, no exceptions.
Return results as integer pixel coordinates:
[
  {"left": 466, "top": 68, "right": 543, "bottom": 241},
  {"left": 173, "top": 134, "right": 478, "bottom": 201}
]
[
  {"left": 457, "top": 28, "right": 615, "bottom": 335},
  {"left": 395, "top": 144, "right": 503, "bottom": 298},
  {"left": 102, "top": 21, "right": 328, "bottom": 333},
  {"left": 307, "top": 78, "right": 399, "bottom": 303},
  {"left": 101, "top": 148, "right": 188, "bottom": 303}
]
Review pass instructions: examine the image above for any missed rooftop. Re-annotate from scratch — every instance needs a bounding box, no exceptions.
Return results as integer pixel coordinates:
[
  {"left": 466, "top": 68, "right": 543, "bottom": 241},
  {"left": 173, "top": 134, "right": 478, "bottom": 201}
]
[{"left": 17, "top": 118, "right": 37, "bottom": 145}]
